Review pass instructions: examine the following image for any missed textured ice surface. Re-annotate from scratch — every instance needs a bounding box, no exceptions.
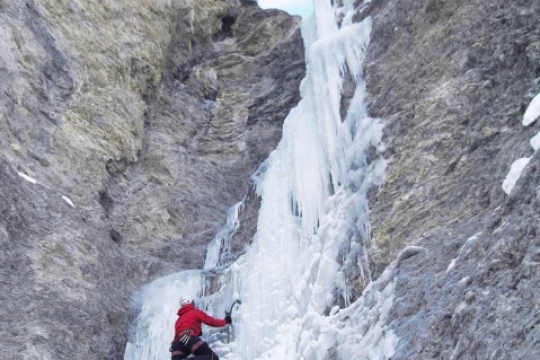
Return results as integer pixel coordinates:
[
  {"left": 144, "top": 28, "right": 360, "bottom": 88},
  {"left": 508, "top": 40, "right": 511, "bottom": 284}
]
[{"left": 124, "top": 1, "right": 395, "bottom": 359}]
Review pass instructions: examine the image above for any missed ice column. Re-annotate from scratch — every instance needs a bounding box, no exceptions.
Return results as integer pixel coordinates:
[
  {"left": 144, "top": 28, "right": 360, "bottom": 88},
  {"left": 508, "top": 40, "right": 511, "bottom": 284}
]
[
  {"left": 225, "top": 0, "right": 388, "bottom": 358},
  {"left": 124, "top": 0, "right": 392, "bottom": 359}
]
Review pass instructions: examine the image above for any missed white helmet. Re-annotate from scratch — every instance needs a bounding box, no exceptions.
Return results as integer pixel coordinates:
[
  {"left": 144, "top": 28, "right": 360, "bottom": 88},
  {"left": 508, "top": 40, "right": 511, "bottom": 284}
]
[{"left": 179, "top": 296, "right": 193, "bottom": 307}]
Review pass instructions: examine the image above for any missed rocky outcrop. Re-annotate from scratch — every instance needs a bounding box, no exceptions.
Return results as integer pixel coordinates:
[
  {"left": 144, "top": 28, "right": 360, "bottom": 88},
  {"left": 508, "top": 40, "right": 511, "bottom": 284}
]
[
  {"left": 364, "top": 0, "right": 540, "bottom": 357},
  {"left": 0, "top": 0, "right": 304, "bottom": 358},
  {"left": 104, "top": 5, "right": 304, "bottom": 267}
]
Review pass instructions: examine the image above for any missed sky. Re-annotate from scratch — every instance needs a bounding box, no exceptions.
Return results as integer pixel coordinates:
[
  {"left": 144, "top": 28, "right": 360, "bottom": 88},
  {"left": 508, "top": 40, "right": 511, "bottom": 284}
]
[{"left": 258, "top": 0, "right": 314, "bottom": 17}]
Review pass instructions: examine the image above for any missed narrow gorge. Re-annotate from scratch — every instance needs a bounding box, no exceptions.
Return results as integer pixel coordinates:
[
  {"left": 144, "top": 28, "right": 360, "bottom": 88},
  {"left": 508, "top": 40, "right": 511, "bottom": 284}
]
[{"left": 1, "top": 0, "right": 539, "bottom": 359}]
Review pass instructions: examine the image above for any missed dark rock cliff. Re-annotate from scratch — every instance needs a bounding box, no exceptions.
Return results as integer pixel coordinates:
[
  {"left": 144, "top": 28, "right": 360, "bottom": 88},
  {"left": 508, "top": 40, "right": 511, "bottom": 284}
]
[
  {"left": 0, "top": 1, "right": 304, "bottom": 359},
  {"left": 364, "top": 0, "right": 540, "bottom": 358}
]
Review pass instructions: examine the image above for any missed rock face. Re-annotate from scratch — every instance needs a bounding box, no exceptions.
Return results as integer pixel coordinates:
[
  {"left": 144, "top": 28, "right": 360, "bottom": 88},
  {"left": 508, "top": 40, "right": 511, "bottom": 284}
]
[
  {"left": 364, "top": 0, "right": 540, "bottom": 358},
  {"left": 4, "top": 0, "right": 539, "bottom": 358},
  {"left": 105, "top": 5, "right": 304, "bottom": 268},
  {"left": 0, "top": 0, "right": 304, "bottom": 359}
]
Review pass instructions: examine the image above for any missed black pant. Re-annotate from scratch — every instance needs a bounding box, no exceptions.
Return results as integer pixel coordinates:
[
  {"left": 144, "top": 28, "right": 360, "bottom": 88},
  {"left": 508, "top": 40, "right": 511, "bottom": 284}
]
[{"left": 170, "top": 336, "right": 220, "bottom": 360}]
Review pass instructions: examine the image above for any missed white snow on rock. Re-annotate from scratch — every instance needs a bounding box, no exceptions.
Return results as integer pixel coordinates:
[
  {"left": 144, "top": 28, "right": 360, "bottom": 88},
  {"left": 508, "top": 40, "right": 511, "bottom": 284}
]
[
  {"left": 530, "top": 131, "right": 540, "bottom": 151},
  {"left": 446, "top": 258, "right": 457, "bottom": 273},
  {"left": 446, "top": 232, "right": 482, "bottom": 273},
  {"left": 502, "top": 157, "right": 531, "bottom": 194},
  {"left": 62, "top": 196, "right": 75, "bottom": 208},
  {"left": 502, "top": 92, "right": 540, "bottom": 194},
  {"left": 523, "top": 92, "right": 540, "bottom": 126},
  {"left": 17, "top": 172, "right": 37, "bottom": 184}
]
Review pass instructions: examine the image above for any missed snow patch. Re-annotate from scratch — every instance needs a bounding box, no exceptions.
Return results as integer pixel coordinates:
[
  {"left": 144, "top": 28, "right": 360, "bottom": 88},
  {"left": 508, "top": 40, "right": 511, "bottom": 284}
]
[
  {"left": 502, "top": 157, "right": 531, "bottom": 194},
  {"left": 446, "top": 232, "right": 482, "bottom": 273},
  {"left": 446, "top": 258, "right": 457, "bottom": 273},
  {"left": 502, "top": 93, "right": 540, "bottom": 193},
  {"left": 17, "top": 172, "right": 37, "bottom": 184},
  {"left": 62, "top": 196, "right": 75, "bottom": 208},
  {"left": 531, "top": 131, "right": 540, "bottom": 151},
  {"left": 502, "top": 93, "right": 540, "bottom": 191},
  {"left": 523, "top": 92, "right": 540, "bottom": 126}
]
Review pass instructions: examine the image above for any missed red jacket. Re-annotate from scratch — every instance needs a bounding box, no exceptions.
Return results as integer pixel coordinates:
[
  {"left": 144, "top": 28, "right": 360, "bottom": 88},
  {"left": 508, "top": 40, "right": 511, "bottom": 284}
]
[{"left": 173, "top": 304, "right": 227, "bottom": 340}]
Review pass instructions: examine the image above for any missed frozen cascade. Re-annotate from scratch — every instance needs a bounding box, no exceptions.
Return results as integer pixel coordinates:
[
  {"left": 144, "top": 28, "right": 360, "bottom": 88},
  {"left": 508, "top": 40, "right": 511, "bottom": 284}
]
[
  {"left": 124, "top": 271, "right": 204, "bottom": 360},
  {"left": 204, "top": 201, "right": 244, "bottom": 270},
  {"left": 124, "top": 1, "right": 398, "bottom": 359}
]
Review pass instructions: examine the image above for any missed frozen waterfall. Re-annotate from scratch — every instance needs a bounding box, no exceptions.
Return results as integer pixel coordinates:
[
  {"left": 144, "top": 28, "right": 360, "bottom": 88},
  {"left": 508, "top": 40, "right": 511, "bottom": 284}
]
[{"left": 124, "top": 0, "right": 398, "bottom": 359}]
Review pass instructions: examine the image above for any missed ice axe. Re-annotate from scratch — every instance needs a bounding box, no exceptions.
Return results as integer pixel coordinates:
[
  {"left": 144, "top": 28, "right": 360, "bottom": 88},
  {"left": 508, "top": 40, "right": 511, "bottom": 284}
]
[
  {"left": 225, "top": 299, "right": 241, "bottom": 342},
  {"left": 226, "top": 299, "right": 242, "bottom": 317}
]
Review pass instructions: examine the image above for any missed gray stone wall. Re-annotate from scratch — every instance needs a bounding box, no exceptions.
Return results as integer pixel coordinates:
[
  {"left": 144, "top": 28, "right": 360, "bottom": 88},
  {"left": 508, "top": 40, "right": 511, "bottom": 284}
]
[
  {"left": 0, "top": 1, "right": 304, "bottom": 359},
  {"left": 365, "top": 0, "right": 540, "bottom": 357}
]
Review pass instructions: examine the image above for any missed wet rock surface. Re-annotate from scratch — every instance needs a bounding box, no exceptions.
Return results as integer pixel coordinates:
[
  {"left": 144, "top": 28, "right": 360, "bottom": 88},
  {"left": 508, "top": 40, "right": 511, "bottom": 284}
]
[
  {"left": 364, "top": 0, "right": 540, "bottom": 357},
  {"left": 0, "top": 0, "right": 304, "bottom": 359}
]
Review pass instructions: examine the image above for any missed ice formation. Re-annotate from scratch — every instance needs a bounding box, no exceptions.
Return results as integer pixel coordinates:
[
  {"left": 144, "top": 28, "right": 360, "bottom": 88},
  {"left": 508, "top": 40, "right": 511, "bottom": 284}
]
[{"left": 124, "top": 1, "right": 397, "bottom": 359}]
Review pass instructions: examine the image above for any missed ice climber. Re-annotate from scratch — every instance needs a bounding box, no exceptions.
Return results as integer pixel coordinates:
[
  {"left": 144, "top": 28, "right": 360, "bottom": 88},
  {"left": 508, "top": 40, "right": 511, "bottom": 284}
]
[{"left": 170, "top": 297, "right": 231, "bottom": 360}]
